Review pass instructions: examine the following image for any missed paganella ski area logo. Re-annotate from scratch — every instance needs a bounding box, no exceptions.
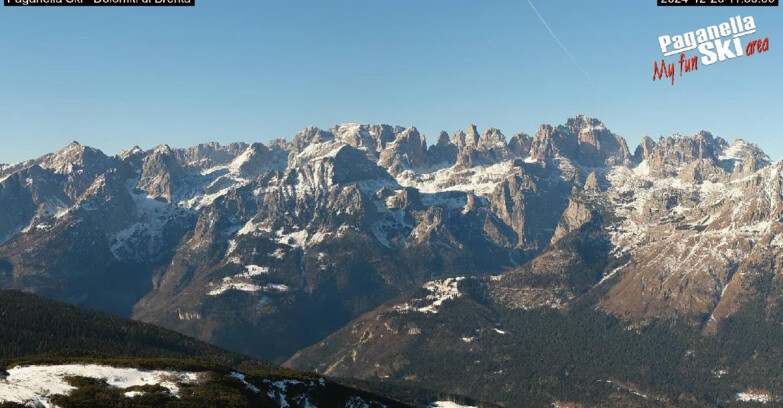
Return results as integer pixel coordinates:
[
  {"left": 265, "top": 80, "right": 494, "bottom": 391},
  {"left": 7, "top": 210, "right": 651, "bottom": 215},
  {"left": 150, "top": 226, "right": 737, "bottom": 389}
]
[{"left": 653, "top": 15, "right": 769, "bottom": 85}]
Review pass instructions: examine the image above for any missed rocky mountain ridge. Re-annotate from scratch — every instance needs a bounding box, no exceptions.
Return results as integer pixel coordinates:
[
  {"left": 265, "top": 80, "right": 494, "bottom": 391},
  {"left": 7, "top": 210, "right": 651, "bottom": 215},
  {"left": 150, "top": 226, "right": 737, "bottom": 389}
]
[
  {"left": 0, "top": 115, "right": 777, "bottom": 371},
  {"left": 282, "top": 120, "right": 783, "bottom": 407}
]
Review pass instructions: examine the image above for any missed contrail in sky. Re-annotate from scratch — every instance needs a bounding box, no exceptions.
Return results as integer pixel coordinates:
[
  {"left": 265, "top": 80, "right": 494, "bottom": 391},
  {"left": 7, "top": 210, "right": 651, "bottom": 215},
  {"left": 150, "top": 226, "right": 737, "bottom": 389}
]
[{"left": 526, "top": 0, "right": 592, "bottom": 82}]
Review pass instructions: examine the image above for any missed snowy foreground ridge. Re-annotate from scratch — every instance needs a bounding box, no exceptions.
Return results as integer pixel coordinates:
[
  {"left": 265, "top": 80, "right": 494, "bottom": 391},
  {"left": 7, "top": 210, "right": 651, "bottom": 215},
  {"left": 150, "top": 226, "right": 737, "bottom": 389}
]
[
  {"left": 0, "top": 364, "right": 200, "bottom": 407},
  {"left": 0, "top": 364, "right": 396, "bottom": 408},
  {"left": 429, "top": 402, "right": 477, "bottom": 408}
]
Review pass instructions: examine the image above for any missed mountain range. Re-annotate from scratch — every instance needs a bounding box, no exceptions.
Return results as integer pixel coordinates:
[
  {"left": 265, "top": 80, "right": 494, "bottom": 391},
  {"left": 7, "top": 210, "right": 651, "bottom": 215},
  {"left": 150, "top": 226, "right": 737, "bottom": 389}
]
[{"left": 1, "top": 115, "right": 781, "bottom": 407}]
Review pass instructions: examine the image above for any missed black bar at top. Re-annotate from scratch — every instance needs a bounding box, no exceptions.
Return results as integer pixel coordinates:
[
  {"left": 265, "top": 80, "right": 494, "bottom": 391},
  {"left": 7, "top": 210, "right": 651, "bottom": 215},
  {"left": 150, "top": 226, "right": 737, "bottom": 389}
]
[
  {"left": 659, "top": 0, "right": 777, "bottom": 5},
  {"left": 5, "top": 0, "right": 194, "bottom": 6}
]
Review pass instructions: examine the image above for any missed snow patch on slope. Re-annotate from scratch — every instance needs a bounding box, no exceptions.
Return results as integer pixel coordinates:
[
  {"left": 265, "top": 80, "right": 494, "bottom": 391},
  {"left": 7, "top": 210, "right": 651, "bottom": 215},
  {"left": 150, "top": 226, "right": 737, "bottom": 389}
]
[
  {"left": 208, "top": 280, "right": 289, "bottom": 296},
  {"left": 735, "top": 391, "right": 773, "bottom": 403},
  {"left": 393, "top": 277, "right": 465, "bottom": 314},
  {"left": 262, "top": 378, "right": 328, "bottom": 408},
  {"left": 207, "top": 263, "right": 287, "bottom": 296},
  {"left": 231, "top": 372, "right": 261, "bottom": 394},
  {"left": 0, "top": 364, "right": 200, "bottom": 407},
  {"left": 429, "top": 401, "right": 478, "bottom": 408},
  {"left": 110, "top": 184, "right": 187, "bottom": 262},
  {"left": 396, "top": 161, "right": 515, "bottom": 197}
]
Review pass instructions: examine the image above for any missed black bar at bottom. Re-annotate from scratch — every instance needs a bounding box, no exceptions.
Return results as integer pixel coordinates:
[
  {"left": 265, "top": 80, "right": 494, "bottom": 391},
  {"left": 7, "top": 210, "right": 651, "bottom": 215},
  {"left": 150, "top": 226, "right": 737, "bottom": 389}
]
[
  {"left": 658, "top": 0, "right": 777, "bottom": 5},
  {"left": 5, "top": 0, "right": 194, "bottom": 6}
]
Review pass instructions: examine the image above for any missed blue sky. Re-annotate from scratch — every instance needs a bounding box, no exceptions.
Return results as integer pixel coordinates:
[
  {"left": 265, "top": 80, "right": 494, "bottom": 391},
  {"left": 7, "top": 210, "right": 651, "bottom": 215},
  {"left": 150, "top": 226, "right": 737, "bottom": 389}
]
[{"left": 0, "top": 0, "right": 781, "bottom": 163}]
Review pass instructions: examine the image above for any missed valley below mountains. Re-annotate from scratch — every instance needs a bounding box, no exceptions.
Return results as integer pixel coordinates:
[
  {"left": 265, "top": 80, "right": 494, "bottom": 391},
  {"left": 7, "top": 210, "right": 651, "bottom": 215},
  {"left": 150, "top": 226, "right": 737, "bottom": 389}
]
[{"left": 1, "top": 115, "right": 782, "bottom": 407}]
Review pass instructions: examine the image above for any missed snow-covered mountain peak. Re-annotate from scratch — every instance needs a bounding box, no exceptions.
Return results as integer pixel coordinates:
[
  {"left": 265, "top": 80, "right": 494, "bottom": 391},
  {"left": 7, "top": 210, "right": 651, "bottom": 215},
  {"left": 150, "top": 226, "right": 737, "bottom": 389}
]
[
  {"left": 49, "top": 140, "right": 86, "bottom": 159},
  {"left": 529, "top": 118, "right": 631, "bottom": 167},
  {"left": 718, "top": 139, "right": 771, "bottom": 173},
  {"left": 153, "top": 144, "right": 173, "bottom": 155},
  {"left": 564, "top": 115, "right": 607, "bottom": 133},
  {"left": 118, "top": 145, "right": 145, "bottom": 159},
  {"left": 291, "top": 126, "right": 335, "bottom": 154},
  {"left": 329, "top": 123, "right": 403, "bottom": 155},
  {"left": 293, "top": 139, "right": 349, "bottom": 163},
  {"left": 38, "top": 141, "right": 110, "bottom": 175}
]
